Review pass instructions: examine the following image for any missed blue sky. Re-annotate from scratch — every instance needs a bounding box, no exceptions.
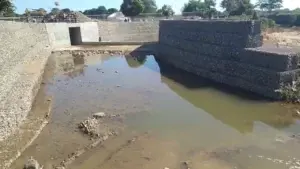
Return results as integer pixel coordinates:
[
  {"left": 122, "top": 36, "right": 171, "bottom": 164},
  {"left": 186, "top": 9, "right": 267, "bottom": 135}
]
[{"left": 13, "top": 0, "right": 300, "bottom": 14}]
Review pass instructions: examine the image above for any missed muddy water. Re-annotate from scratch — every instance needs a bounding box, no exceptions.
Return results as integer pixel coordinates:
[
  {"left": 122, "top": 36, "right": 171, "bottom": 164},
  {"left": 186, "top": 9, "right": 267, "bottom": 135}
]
[{"left": 11, "top": 51, "right": 300, "bottom": 169}]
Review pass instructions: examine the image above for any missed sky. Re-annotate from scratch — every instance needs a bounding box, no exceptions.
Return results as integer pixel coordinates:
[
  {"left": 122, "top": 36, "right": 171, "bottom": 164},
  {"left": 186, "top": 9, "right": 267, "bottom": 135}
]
[{"left": 13, "top": 0, "right": 300, "bottom": 14}]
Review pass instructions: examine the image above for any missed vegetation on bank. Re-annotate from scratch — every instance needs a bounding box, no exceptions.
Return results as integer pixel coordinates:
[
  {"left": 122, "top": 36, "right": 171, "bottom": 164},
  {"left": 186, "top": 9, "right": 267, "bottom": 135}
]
[{"left": 276, "top": 78, "right": 300, "bottom": 103}]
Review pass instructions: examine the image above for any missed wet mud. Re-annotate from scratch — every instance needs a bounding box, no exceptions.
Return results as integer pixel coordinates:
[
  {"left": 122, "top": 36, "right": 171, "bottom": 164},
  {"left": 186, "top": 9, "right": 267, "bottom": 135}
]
[{"left": 9, "top": 48, "right": 300, "bottom": 169}]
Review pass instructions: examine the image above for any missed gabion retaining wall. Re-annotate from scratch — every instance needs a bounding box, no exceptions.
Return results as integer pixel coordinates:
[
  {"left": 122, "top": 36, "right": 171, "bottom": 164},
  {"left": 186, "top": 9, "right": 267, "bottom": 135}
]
[{"left": 158, "top": 20, "right": 300, "bottom": 99}]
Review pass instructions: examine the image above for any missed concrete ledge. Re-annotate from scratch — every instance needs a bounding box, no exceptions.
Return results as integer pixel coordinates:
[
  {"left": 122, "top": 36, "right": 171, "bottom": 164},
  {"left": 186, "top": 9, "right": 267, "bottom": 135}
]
[
  {"left": 159, "top": 20, "right": 261, "bottom": 35},
  {"left": 157, "top": 55, "right": 279, "bottom": 99},
  {"left": 243, "top": 46, "right": 299, "bottom": 71},
  {"left": 158, "top": 44, "right": 300, "bottom": 97},
  {"left": 160, "top": 28, "right": 262, "bottom": 48}
]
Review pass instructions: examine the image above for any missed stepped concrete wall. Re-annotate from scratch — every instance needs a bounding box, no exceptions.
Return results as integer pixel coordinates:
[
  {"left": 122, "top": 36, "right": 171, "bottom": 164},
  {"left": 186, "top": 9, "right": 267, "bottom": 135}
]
[
  {"left": 158, "top": 20, "right": 300, "bottom": 99},
  {"left": 97, "top": 21, "right": 159, "bottom": 42},
  {"left": 46, "top": 22, "right": 99, "bottom": 48},
  {"left": 0, "top": 21, "right": 51, "bottom": 141},
  {"left": 0, "top": 21, "right": 102, "bottom": 141}
]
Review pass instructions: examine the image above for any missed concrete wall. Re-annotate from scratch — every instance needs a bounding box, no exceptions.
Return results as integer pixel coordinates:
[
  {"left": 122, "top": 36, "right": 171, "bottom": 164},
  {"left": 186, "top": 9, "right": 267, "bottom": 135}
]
[
  {"left": 0, "top": 21, "right": 51, "bottom": 141},
  {"left": 46, "top": 22, "right": 99, "bottom": 48},
  {"left": 97, "top": 21, "right": 159, "bottom": 42},
  {"left": 158, "top": 20, "right": 300, "bottom": 99}
]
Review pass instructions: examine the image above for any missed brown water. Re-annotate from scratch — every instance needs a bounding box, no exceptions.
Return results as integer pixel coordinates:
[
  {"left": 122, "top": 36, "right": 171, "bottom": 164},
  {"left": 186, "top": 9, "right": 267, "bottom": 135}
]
[{"left": 11, "top": 51, "right": 300, "bottom": 169}]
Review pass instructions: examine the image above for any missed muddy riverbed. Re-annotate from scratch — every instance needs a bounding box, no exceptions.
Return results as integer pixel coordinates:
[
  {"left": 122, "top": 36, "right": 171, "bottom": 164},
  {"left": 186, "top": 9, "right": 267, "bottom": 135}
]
[{"left": 10, "top": 50, "right": 300, "bottom": 169}]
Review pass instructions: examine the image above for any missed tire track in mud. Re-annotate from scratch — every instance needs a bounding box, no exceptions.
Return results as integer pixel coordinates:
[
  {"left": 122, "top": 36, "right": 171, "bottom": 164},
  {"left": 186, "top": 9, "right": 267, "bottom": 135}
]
[{"left": 56, "top": 132, "right": 149, "bottom": 169}]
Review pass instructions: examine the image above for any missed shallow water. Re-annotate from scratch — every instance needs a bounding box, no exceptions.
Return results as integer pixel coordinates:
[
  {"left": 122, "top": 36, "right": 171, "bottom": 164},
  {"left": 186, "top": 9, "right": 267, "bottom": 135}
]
[{"left": 11, "top": 51, "right": 300, "bottom": 169}]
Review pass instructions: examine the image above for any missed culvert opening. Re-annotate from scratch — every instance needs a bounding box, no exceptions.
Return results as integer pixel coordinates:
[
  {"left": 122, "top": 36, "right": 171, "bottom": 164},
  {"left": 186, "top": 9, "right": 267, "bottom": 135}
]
[{"left": 69, "top": 27, "right": 82, "bottom": 45}]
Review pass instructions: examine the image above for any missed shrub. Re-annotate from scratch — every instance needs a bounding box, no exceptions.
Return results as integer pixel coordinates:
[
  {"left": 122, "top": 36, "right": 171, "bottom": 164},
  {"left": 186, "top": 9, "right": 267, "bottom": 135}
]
[
  {"left": 275, "top": 79, "right": 300, "bottom": 103},
  {"left": 269, "top": 14, "right": 297, "bottom": 26},
  {"left": 261, "top": 18, "right": 276, "bottom": 31},
  {"left": 295, "top": 15, "right": 300, "bottom": 26}
]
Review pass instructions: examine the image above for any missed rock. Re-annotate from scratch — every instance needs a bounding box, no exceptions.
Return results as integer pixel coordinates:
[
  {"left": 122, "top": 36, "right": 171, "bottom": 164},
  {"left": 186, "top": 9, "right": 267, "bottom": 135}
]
[
  {"left": 55, "top": 167, "right": 65, "bottom": 169},
  {"left": 115, "top": 70, "right": 118, "bottom": 73},
  {"left": 24, "top": 156, "right": 41, "bottom": 169},
  {"left": 293, "top": 110, "right": 300, "bottom": 117},
  {"left": 78, "top": 117, "right": 100, "bottom": 137},
  {"left": 93, "top": 112, "right": 106, "bottom": 118}
]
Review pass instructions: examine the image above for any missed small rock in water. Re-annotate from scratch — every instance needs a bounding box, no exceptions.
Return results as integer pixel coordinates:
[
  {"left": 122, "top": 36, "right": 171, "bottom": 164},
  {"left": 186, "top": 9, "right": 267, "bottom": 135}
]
[
  {"left": 115, "top": 70, "right": 118, "bottom": 73},
  {"left": 55, "top": 167, "right": 65, "bottom": 169},
  {"left": 93, "top": 112, "right": 106, "bottom": 118},
  {"left": 24, "top": 156, "right": 41, "bottom": 169}
]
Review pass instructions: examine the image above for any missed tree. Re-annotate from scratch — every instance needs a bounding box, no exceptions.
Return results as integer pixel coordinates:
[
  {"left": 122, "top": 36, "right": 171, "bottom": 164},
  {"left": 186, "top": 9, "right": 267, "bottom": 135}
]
[
  {"left": 141, "top": 0, "right": 157, "bottom": 13},
  {"left": 157, "top": 5, "right": 174, "bottom": 18},
  {"left": 182, "top": 0, "right": 217, "bottom": 18},
  {"left": 258, "top": 0, "right": 282, "bottom": 12},
  {"left": 182, "top": 0, "right": 207, "bottom": 16},
  {"left": 120, "top": 0, "right": 144, "bottom": 17},
  {"left": 107, "top": 8, "right": 118, "bottom": 14},
  {"left": 221, "top": 0, "right": 254, "bottom": 16},
  {"left": 50, "top": 7, "right": 60, "bottom": 15},
  {"left": 0, "top": 0, "right": 15, "bottom": 16},
  {"left": 61, "top": 8, "right": 71, "bottom": 13},
  {"left": 83, "top": 6, "right": 107, "bottom": 15}
]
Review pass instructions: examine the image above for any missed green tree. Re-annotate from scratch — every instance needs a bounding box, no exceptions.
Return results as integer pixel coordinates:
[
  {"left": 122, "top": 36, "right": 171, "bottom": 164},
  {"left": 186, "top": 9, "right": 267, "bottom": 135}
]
[
  {"left": 61, "top": 8, "right": 71, "bottom": 13},
  {"left": 182, "top": 0, "right": 216, "bottom": 18},
  {"left": 107, "top": 8, "right": 118, "bottom": 14},
  {"left": 120, "top": 0, "right": 144, "bottom": 17},
  {"left": 50, "top": 7, "right": 60, "bottom": 15},
  {"left": 258, "top": 0, "right": 282, "bottom": 12},
  {"left": 157, "top": 5, "right": 174, "bottom": 18},
  {"left": 83, "top": 6, "right": 107, "bottom": 15},
  {"left": 141, "top": 0, "right": 157, "bottom": 13},
  {"left": 0, "top": 0, "right": 15, "bottom": 16},
  {"left": 221, "top": 0, "right": 253, "bottom": 16}
]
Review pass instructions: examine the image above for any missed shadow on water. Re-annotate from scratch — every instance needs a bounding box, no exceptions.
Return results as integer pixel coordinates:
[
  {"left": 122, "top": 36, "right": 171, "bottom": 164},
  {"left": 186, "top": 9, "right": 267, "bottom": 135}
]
[
  {"left": 56, "top": 51, "right": 297, "bottom": 134},
  {"left": 152, "top": 57, "right": 296, "bottom": 133},
  {"left": 154, "top": 56, "right": 270, "bottom": 102}
]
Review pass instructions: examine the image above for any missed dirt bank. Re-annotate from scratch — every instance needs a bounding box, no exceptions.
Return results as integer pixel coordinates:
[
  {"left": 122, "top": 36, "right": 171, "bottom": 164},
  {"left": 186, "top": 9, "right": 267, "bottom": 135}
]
[{"left": 263, "top": 28, "right": 300, "bottom": 48}]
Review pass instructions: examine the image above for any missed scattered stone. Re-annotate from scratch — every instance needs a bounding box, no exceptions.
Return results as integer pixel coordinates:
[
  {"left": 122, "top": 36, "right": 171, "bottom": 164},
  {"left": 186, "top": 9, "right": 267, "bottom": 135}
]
[
  {"left": 55, "top": 167, "right": 65, "bottom": 169},
  {"left": 292, "top": 110, "right": 300, "bottom": 117},
  {"left": 93, "top": 112, "right": 106, "bottom": 118},
  {"left": 78, "top": 117, "right": 100, "bottom": 137},
  {"left": 24, "top": 156, "right": 41, "bottom": 169},
  {"left": 181, "top": 161, "right": 191, "bottom": 169}
]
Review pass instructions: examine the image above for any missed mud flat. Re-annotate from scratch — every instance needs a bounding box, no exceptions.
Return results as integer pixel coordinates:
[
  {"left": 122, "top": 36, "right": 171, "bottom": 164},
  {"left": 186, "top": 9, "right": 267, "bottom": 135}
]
[{"left": 8, "top": 48, "right": 300, "bottom": 169}]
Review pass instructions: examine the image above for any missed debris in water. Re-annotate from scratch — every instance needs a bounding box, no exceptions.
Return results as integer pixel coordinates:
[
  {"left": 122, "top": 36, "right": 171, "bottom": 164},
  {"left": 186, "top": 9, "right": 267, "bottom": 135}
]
[
  {"left": 181, "top": 161, "right": 191, "bottom": 169},
  {"left": 93, "top": 112, "right": 106, "bottom": 119},
  {"left": 24, "top": 156, "right": 42, "bottom": 169},
  {"left": 78, "top": 117, "right": 100, "bottom": 137}
]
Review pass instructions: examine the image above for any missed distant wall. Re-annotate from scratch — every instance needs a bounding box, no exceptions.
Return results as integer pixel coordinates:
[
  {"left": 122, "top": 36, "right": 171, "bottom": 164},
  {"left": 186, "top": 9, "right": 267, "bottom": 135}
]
[
  {"left": 46, "top": 22, "right": 99, "bottom": 48},
  {"left": 158, "top": 20, "right": 300, "bottom": 99},
  {"left": 97, "top": 21, "right": 159, "bottom": 42},
  {"left": 0, "top": 21, "right": 51, "bottom": 141}
]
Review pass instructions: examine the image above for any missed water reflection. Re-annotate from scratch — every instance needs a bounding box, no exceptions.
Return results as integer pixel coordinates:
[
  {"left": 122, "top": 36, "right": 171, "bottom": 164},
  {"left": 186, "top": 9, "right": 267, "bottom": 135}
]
[
  {"left": 56, "top": 53, "right": 85, "bottom": 78},
  {"left": 154, "top": 57, "right": 296, "bottom": 133},
  {"left": 52, "top": 52, "right": 298, "bottom": 134},
  {"left": 124, "top": 51, "right": 148, "bottom": 68}
]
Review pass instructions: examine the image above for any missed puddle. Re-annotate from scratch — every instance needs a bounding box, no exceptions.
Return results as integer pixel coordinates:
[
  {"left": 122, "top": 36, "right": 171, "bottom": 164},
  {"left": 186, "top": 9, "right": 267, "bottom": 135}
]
[{"left": 10, "top": 50, "right": 300, "bottom": 169}]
